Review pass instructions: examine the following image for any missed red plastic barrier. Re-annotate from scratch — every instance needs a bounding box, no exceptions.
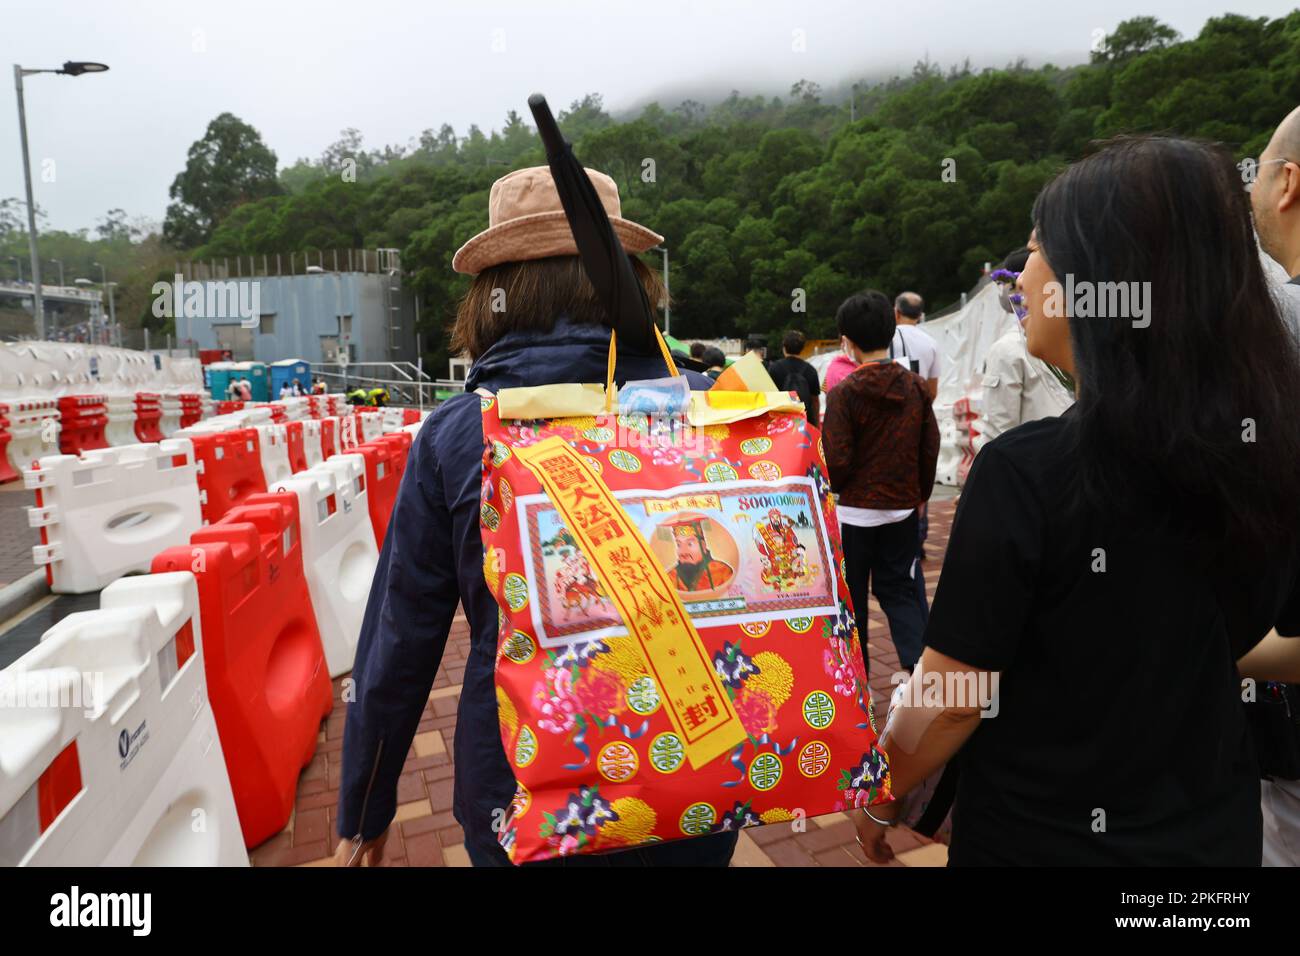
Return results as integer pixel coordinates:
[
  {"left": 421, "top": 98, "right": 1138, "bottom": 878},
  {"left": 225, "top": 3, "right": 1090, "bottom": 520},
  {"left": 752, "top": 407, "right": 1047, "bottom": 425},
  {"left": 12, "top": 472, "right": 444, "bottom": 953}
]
[
  {"left": 376, "top": 431, "right": 412, "bottom": 484},
  {"left": 285, "top": 420, "right": 308, "bottom": 473},
  {"left": 355, "top": 439, "right": 403, "bottom": 547},
  {"left": 256, "top": 402, "right": 287, "bottom": 424},
  {"left": 319, "top": 417, "right": 337, "bottom": 459},
  {"left": 401, "top": 408, "right": 422, "bottom": 426},
  {"left": 56, "top": 395, "right": 108, "bottom": 456},
  {"left": 179, "top": 393, "right": 204, "bottom": 428},
  {"left": 0, "top": 405, "right": 16, "bottom": 484},
  {"left": 151, "top": 492, "right": 332, "bottom": 848},
  {"left": 190, "top": 427, "right": 268, "bottom": 524},
  {"left": 216, "top": 400, "right": 244, "bottom": 415},
  {"left": 133, "top": 392, "right": 165, "bottom": 443}
]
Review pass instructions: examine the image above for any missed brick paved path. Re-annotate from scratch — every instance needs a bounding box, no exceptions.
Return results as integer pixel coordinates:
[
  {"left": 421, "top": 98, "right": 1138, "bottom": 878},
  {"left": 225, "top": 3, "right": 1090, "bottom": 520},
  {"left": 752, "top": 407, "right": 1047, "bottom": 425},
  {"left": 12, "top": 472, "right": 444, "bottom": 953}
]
[
  {"left": 253, "top": 499, "right": 957, "bottom": 868},
  {"left": 0, "top": 481, "right": 36, "bottom": 588}
]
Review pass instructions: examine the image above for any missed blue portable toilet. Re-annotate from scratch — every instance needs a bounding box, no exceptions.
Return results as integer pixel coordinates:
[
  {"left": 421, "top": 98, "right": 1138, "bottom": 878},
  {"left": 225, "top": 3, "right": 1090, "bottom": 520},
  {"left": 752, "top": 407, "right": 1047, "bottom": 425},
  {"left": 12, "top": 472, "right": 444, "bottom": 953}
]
[
  {"left": 227, "top": 362, "right": 269, "bottom": 401},
  {"left": 270, "top": 358, "right": 311, "bottom": 398},
  {"left": 207, "top": 362, "right": 236, "bottom": 400}
]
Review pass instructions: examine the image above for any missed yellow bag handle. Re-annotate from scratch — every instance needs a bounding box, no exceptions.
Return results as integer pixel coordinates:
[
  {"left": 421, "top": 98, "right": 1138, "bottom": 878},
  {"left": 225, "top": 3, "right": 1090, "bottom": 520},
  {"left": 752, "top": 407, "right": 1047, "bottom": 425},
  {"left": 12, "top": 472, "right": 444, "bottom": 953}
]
[{"left": 605, "top": 325, "right": 680, "bottom": 412}]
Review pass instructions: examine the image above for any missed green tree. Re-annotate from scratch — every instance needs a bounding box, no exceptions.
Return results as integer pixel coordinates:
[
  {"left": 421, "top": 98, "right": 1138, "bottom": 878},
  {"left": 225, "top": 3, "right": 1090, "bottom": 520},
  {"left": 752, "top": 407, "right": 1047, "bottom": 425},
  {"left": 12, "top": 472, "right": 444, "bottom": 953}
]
[{"left": 163, "top": 113, "right": 282, "bottom": 249}]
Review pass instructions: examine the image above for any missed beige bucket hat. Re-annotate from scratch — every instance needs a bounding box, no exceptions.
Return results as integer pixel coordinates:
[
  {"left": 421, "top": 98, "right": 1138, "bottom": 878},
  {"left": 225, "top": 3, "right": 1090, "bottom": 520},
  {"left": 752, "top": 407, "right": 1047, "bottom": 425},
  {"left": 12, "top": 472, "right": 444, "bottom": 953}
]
[{"left": 451, "top": 165, "right": 664, "bottom": 275}]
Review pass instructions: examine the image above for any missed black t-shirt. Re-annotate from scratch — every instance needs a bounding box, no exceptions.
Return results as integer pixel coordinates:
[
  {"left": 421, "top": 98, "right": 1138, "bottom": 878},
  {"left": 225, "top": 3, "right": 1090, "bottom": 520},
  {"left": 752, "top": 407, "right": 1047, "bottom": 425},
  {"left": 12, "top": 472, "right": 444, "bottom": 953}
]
[
  {"left": 925, "top": 410, "right": 1300, "bottom": 865},
  {"left": 768, "top": 355, "right": 821, "bottom": 429}
]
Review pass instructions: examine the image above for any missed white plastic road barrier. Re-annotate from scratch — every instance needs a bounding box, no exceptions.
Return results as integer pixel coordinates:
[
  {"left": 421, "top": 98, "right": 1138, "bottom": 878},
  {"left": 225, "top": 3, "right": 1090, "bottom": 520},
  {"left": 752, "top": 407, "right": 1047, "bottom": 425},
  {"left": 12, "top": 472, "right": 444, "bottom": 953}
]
[
  {"left": 270, "top": 455, "right": 377, "bottom": 676},
  {"left": 380, "top": 407, "right": 405, "bottom": 433},
  {"left": 159, "top": 395, "right": 184, "bottom": 437},
  {"left": 301, "top": 418, "right": 324, "bottom": 470},
  {"left": 359, "top": 412, "right": 384, "bottom": 444},
  {"left": 104, "top": 394, "right": 137, "bottom": 446},
  {"left": 5, "top": 400, "right": 61, "bottom": 473},
  {"left": 335, "top": 413, "right": 360, "bottom": 451},
  {"left": 280, "top": 397, "right": 310, "bottom": 421},
  {"left": 255, "top": 422, "right": 292, "bottom": 485},
  {"left": 0, "top": 572, "right": 249, "bottom": 866},
  {"left": 23, "top": 439, "right": 204, "bottom": 594}
]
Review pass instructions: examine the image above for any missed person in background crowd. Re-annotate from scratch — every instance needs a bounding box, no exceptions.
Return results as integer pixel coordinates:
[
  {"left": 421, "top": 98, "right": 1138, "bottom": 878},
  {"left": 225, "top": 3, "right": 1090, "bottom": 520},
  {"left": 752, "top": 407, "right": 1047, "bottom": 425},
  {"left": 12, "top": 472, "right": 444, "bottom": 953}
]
[
  {"left": 891, "top": 292, "right": 940, "bottom": 401},
  {"left": 853, "top": 135, "right": 1300, "bottom": 866},
  {"left": 334, "top": 165, "right": 736, "bottom": 868},
  {"left": 893, "top": 292, "right": 941, "bottom": 558},
  {"left": 1253, "top": 105, "right": 1300, "bottom": 288},
  {"left": 702, "top": 345, "right": 727, "bottom": 381},
  {"left": 313, "top": 379, "right": 327, "bottom": 395},
  {"left": 689, "top": 342, "right": 706, "bottom": 361},
  {"left": 1248, "top": 105, "right": 1300, "bottom": 865},
  {"left": 237, "top": 378, "right": 252, "bottom": 402},
  {"left": 978, "top": 246, "right": 1074, "bottom": 444},
  {"left": 766, "top": 329, "right": 821, "bottom": 429},
  {"left": 822, "top": 290, "right": 938, "bottom": 674},
  {"left": 367, "top": 387, "right": 390, "bottom": 407},
  {"left": 226, "top": 378, "right": 241, "bottom": 401},
  {"left": 744, "top": 333, "right": 768, "bottom": 367},
  {"left": 823, "top": 342, "right": 859, "bottom": 393},
  {"left": 279, "top": 382, "right": 292, "bottom": 400}
]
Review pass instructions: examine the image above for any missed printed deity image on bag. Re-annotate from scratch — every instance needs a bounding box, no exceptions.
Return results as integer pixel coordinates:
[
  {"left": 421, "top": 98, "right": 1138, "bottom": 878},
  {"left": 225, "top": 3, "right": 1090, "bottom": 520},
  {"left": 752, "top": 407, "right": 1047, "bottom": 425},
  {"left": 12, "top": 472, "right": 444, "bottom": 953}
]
[{"left": 479, "top": 386, "right": 891, "bottom": 864}]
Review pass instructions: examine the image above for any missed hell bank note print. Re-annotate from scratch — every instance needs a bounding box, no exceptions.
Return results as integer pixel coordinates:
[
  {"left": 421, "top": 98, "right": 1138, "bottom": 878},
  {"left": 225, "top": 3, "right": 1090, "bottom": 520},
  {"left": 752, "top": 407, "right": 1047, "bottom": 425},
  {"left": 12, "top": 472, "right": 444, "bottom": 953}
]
[{"left": 519, "top": 477, "right": 841, "bottom": 647}]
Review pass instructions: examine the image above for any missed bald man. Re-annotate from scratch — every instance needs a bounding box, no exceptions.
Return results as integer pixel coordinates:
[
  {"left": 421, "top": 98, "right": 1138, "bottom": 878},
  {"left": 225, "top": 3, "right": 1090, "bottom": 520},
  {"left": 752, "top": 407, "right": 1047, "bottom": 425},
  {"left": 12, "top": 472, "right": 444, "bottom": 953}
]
[
  {"left": 890, "top": 292, "right": 939, "bottom": 400},
  {"left": 1252, "top": 105, "right": 1300, "bottom": 282},
  {"left": 1249, "top": 105, "right": 1300, "bottom": 867}
]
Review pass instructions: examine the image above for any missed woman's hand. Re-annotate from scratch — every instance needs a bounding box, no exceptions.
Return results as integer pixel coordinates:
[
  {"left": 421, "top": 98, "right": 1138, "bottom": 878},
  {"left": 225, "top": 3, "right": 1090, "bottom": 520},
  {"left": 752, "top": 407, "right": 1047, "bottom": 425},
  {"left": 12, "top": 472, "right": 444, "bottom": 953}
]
[
  {"left": 851, "top": 803, "right": 900, "bottom": 864},
  {"left": 333, "top": 828, "right": 389, "bottom": 867}
]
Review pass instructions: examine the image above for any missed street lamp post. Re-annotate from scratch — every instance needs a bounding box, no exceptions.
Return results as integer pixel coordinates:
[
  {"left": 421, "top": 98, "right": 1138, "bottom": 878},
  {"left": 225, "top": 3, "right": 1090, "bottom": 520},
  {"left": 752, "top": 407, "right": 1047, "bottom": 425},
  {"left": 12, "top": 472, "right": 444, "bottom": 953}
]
[
  {"left": 49, "top": 257, "right": 63, "bottom": 286},
  {"left": 93, "top": 261, "right": 116, "bottom": 346},
  {"left": 13, "top": 60, "right": 109, "bottom": 340}
]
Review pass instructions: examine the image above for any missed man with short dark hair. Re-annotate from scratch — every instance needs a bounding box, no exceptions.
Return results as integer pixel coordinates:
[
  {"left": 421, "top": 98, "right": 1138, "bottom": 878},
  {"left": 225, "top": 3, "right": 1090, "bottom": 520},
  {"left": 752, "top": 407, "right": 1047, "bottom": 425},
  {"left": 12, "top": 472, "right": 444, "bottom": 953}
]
[
  {"left": 689, "top": 342, "right": 706, "bottom": 360},
  {"left": 822, "top": 291, "right": 938, "bottom": 672},
  {"left": 766, "top": 329, "right": 821, "bottom": 429}
]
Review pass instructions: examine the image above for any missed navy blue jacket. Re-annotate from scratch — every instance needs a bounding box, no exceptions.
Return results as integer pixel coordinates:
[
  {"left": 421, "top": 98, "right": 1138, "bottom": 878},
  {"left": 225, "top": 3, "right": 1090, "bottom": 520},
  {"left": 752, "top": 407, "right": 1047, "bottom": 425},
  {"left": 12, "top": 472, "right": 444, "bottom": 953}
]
[{"left": 336, "top": 319, "right": 713, "bottom": 858}]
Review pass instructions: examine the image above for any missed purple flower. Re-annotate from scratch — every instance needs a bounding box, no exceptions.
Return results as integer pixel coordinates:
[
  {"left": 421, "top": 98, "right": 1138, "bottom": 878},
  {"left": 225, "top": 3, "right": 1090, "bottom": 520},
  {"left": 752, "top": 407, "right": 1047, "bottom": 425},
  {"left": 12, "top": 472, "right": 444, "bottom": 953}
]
[
  {"left": 848, "top": 749, "right": 889, "bottom": 791},
  {"left": 713, "top": 641, "right": 759, "bottom": 688},
  {"left": 712, "top": 801, "right": 763, "bottom": 832}
]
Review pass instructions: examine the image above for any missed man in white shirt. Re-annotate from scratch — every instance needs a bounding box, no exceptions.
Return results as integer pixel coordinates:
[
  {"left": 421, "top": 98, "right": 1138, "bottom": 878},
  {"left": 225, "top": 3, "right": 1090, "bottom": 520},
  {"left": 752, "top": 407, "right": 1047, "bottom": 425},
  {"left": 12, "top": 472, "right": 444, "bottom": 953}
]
[
  {"left": 1249, "top": 105, "right": 1300, "bottom": 866},
  {"left": 890, "top": 292, "right": 940, "bottom": 400},
  {"left": 891, "top": 291, "right": 941, "bottom": 559},
  {"left": 979, "top": 249, "right": 1074, "bottom": 445}
]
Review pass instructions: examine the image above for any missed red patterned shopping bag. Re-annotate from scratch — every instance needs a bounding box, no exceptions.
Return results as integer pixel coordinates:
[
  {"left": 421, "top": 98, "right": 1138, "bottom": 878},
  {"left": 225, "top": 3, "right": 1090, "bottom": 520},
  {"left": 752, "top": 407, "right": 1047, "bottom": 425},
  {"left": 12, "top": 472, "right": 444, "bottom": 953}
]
[{"left": 480, "top": 344, "right": 892, "bottom": 863}]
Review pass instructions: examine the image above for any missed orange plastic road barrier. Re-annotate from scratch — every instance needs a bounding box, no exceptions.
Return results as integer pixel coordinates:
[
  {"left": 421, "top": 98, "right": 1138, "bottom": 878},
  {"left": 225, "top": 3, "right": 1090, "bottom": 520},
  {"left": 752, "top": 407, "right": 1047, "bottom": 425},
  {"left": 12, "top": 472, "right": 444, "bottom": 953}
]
[
  {"left": 401, "top": 408, "right": 422, "bottom": 426},
  {"left": 354, "top": 438, "right": 404, "bottom": 548},
  {"left": 133, "top": 392, "right": 165, "bottom": 443},
  {"left": 285, "top": 420, "right": 308, "bottom": 473},
  {"left": 150, "top": 492, "right": 333, "bottom": 848},
  {"left": 216, "top": 400, "right": 244, "bottom": 415},
  {"left": 190, "top": 427, "right": 268, "bottom": 524},
  {"left": 55, "top": 395, "right": 108, "bottom": 456}
]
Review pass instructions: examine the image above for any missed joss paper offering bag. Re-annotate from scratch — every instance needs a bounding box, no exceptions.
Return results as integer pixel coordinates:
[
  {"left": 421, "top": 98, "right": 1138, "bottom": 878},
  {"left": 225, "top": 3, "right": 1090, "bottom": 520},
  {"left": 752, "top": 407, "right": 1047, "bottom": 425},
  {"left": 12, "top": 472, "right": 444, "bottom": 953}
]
[{"left": 480, "top": 343, "right": 892, "bottom": 863}]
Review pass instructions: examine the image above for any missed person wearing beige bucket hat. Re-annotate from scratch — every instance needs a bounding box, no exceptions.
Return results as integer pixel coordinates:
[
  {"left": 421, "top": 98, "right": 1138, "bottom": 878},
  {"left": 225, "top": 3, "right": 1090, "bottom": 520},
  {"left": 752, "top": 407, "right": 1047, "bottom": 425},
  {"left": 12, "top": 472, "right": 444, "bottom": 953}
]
[
  {"left": 335, "top": 163, "right": 735, "bottom": 868},
  {"left": 452, "top": 165, "right": 663, "bottom": 275}
]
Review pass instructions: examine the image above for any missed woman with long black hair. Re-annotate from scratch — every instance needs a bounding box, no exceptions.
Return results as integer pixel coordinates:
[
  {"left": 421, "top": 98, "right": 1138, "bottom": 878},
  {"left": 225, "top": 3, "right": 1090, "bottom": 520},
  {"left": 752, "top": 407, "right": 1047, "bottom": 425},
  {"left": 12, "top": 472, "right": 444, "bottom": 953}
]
[{"left": 854, "top": 135, "right": 1300, "bottom": 865}]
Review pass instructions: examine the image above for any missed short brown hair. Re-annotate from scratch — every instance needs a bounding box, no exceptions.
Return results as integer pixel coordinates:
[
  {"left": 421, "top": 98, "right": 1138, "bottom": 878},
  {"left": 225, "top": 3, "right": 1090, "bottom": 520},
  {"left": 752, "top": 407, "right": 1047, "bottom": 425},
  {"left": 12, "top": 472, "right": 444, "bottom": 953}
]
[{"left": 451, "top": 255, "right": 668, "bottom": 360}]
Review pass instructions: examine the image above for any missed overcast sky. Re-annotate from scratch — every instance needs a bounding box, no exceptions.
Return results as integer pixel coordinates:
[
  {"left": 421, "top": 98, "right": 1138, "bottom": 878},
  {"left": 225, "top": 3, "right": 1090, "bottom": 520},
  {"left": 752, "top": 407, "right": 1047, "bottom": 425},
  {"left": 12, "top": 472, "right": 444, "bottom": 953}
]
[{"left": 3, "top": 0, "right": 1295, "bottom": 233}]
